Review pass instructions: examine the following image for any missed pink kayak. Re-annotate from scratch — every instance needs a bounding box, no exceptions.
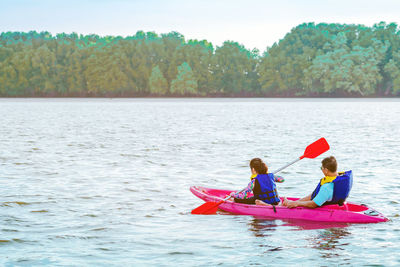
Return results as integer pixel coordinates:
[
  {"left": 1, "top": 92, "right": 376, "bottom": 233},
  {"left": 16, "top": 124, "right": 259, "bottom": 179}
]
[{"left": 190, "top": 186, "right": 389, "bottom": 223}]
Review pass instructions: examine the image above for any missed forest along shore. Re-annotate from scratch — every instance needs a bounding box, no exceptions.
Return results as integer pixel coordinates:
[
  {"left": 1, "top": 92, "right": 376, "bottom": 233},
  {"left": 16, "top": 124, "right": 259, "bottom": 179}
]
[{"left": 1, "top": 22, "right": 400, "bottom": 97}]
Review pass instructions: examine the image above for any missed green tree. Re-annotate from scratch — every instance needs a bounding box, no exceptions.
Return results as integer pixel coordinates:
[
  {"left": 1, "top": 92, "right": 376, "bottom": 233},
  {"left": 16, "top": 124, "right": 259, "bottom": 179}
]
[
  {"left": 258, "top": 23, "right": 325, "bottom": 95},
  {"left": 175, "top": 39, "right": 214, "bottom": 95},
  {"left": 170, "top": 62, "right": 197, "bottom": 95},
  {"left": 84, "top": 47, "right": 130, "bottom": 95},
  {"left": 1, "top": 25, "right": 400, "bottom": 97},
  {"left": 384, "top": 52, "right": 400, "bottom": 95},
  {"left": 149, "top": 65, "right": 168, "bottom": 95},
  {"left": 211, "top": 41, "right": 259, "bottom": 94},
  {"left": 303, "top": 35, "right": 387, "bottom": 96}
]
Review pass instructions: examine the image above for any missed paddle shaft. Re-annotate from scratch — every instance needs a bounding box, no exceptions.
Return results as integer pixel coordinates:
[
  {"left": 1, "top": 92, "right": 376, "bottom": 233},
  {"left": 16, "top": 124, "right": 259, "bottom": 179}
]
[{"left": 273, "top": 158, "right": 301, "bottom": 174}]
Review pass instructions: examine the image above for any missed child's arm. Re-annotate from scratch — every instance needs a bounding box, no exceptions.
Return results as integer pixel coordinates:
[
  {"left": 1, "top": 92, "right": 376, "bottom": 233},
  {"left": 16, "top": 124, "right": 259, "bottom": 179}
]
[{"left": 230, "top": 179, "right": 254, "bottom": 199}]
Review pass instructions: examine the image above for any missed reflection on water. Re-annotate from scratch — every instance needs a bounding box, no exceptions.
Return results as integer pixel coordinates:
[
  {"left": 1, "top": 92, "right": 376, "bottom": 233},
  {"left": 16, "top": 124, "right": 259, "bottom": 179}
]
[
  {"left": 309, "top": 228, "right": 351, "bottom": 258},
  {"left": 248, "top": 218, "right": 285, "bottom": 252},
  {"left": 1, "top": 98, "right": 399, "bottom": 266},
  {"left": 248, "top": 218, "right": 279, "bottom": 237},
  {"left": 248, "top": 217, "right": 351, "bottom": 259},
  {"left": 248, "top": 216, "right": 349, "bottom": 231},
  {"left": 283, "top": 219, "right": 350, "bottom": 230}
]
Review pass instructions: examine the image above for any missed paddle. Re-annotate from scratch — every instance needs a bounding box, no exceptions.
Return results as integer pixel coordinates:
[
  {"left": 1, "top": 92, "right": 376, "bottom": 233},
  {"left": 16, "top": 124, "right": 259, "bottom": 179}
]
[{"left": 191, "top": 137, "right": 330, "bottom": 215}]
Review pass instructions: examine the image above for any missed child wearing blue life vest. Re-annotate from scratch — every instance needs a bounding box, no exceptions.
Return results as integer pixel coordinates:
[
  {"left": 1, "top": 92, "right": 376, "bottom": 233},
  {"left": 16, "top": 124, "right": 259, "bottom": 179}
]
[
  {"left": 230, "top": 158, "right": 280, "bottom": 205},
  {"left": 283, "top": 156, "right": 352, "bottom": 208}
]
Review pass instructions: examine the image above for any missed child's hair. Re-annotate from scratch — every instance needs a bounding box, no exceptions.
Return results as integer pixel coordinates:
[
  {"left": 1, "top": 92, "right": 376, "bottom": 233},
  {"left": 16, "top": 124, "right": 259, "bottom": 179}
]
[
  {"left": 250, "top": 158, "right": 268, "bottom": 174},
  {"left": 322, "top": 156, "right": 337, "bottom": 172}
]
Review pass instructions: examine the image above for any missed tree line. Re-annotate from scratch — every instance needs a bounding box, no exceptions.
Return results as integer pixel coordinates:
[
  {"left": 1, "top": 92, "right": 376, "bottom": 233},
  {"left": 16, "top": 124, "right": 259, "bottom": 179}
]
[{"left": 1, "top": 22, "right": 399, "bottom": 97}]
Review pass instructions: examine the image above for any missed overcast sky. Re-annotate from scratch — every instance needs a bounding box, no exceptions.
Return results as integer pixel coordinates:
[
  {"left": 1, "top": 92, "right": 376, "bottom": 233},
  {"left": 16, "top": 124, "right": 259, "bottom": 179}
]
[{"left": 1, "top": 0, "right": 399, "bottom": 52}]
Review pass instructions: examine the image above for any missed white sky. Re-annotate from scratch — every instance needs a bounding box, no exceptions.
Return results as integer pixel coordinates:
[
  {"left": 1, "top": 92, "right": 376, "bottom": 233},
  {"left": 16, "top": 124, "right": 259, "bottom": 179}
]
[{"left": 1, "top": 0, "right": 399, "bottom": 52}]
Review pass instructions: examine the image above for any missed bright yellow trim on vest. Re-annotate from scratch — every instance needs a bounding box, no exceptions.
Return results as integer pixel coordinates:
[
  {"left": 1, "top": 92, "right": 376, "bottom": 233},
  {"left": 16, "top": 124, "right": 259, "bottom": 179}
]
[
  {"left": 250, "top": 173, "right": 269, "bottom": 180},
  {"left": 320, "top": 175, "right": 337, "bottom": 186},
  {"left": 320, "top": 172, "right": 345, "bottom": 185}
]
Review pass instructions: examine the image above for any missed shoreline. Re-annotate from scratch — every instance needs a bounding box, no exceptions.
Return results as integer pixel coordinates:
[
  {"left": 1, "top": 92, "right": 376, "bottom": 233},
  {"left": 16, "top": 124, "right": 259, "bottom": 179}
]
[
  {"left": 1, "top": 97, "right": 399, "bottom": 102},
  {"left": 0, "top": 94, "right": 399, "bottom": 99},
  {"left": 0, "top": 96, "right": 399, "bottom": 99}
]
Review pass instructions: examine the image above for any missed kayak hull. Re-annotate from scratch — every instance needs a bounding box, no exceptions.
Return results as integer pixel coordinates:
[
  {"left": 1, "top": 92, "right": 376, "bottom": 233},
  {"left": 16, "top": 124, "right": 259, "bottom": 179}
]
[{"left": 190, "top": 186, "right": 388, "bottom": 223}]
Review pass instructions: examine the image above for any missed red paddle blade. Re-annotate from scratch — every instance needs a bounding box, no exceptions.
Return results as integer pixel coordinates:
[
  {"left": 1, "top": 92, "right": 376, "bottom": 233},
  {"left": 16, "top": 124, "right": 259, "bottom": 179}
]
[
  {"left": 300, "top": 137, "right": 330, "bottom": 159},
  {"left": 191, "top": 201, "right": 222, "bottom": 215}
]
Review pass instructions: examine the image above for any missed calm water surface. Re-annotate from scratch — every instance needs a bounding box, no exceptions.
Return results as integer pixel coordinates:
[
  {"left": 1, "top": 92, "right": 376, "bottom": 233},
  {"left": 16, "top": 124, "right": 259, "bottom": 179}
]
[{"left": 0, "top": 98, "right": 399, "bottom": 266}]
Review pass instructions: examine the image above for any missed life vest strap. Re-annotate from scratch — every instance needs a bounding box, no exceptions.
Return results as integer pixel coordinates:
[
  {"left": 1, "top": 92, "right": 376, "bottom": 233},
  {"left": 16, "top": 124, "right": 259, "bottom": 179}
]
[{"left": 259, "top": 188, "right": 279, "bottom": 200}]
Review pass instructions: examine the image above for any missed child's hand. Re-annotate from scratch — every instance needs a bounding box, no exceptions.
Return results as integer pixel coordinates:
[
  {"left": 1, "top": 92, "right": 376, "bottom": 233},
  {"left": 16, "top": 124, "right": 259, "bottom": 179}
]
[{"left": 224, "top": 192, "right": 235, "bottom": 201}]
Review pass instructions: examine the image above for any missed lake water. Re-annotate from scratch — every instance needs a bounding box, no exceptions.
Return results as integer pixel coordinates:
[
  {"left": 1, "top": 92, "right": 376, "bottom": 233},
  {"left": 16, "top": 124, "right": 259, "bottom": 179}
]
[{"left": 0, "top": 98, "right": 399, "bottom": 266}]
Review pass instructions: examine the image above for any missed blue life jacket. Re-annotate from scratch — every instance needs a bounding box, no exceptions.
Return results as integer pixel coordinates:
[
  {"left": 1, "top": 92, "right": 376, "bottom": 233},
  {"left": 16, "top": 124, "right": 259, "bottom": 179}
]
[
  {"left": 255, "top": 173, "right": 280, "bottom": 205},
  {"left": 311, "top": 170, "right": 353, "bottom": 206}
]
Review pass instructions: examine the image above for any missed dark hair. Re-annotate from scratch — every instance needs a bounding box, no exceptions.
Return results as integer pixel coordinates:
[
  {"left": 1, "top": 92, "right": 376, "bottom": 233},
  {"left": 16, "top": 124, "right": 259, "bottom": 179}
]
[
  {"left": 322, "top": 156, "right": 337, "bottom": 172},
  {"left": 250, "top": 158, "right": 268, "bottom": 174}
]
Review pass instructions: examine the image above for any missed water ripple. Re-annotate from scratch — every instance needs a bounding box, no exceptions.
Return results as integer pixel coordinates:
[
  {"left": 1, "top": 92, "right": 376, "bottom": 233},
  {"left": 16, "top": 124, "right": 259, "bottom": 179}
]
[{"left": 0, "top": 98, "right": 399, "bottom": 266}]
